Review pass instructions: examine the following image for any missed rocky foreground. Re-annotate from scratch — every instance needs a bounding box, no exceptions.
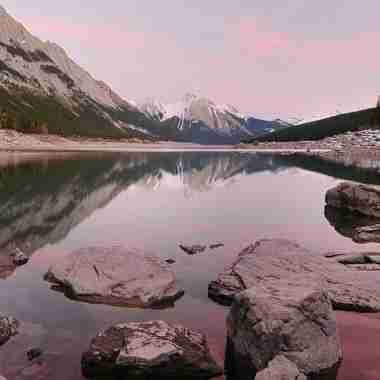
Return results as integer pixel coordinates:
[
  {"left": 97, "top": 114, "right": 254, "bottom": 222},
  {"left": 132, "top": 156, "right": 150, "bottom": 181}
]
[
  {"left": 45, "top": 246, "right": 184, "bottom": 308},
  {"left": 209, "top": 239, "right": 380, "bottom": 312},
  {"left": 82, "top": 320, "right": 222, "bottom": 379},
  {"left": 226, "top": 280, "right": 342, "bottom": 380}
]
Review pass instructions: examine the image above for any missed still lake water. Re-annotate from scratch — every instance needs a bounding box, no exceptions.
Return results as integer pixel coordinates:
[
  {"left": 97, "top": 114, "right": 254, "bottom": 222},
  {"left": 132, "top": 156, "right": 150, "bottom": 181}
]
[{"left": 0, "top": 151, "right": 379, "bottom": 379}]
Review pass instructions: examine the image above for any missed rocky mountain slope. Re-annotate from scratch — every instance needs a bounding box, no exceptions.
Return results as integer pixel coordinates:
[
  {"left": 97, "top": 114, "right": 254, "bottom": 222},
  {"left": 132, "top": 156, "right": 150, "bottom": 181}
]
[{"left": 138, "top": 94, "right": 287, "bottom": 144}]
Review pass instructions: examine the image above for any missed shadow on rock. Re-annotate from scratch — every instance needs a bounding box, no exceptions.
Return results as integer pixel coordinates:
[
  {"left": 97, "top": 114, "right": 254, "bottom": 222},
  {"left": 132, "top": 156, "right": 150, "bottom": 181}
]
[{"left": 324, "top": 206, "right": 380, "bottom": 243}]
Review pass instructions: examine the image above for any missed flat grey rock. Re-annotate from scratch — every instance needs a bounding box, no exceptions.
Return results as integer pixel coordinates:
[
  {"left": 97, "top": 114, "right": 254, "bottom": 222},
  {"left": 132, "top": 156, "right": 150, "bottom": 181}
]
[
  {"left": 82, "top": 320, "right": 222, "bottom": 379},
  {"left": 225, "top": 279, "right": 342, "bottom": 380},
  {"left": 326, "top": 182, "right": 380, "bottom": 218},
  {"left": 209, "top": 239, "right": 380, "bottom": 312},
  {"left": 45, "top": 246, "right": 184, "bottom": 308},
  {"left": 0, "top": 314, "right": 19, "bottom": 345}
]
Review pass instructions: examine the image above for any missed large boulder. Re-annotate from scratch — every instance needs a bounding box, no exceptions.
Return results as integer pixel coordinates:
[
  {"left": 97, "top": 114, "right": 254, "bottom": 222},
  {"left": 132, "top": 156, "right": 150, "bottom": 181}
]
[
  {"left": 82, "top": 320, "right": 223, "bottom": 380},
  {"left": 325, "top": 205, "right": 380, "bottom": 243},
  {"left": 209, "top": 239, "right": 380, "bottom": 312},
  {"left": 326, "top": 182, "right": 380, "bottom": 218},
  {"left": 225, "top": 280, "right": 342, "bottom": 380},
  {"left": 45, "top": 246, "right": 184, "bottom": 308},
  {"left": 0, "top": 314, "right": 19, "bottom": 345}
]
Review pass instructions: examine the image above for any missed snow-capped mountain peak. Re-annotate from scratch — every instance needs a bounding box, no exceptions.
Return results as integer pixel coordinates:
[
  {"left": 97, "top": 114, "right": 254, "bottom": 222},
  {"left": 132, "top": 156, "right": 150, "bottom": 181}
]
[
  {"left": 0, "top": 5, "right": 8, "bottom": 16},
  {"left": 138, "top": 94, "right": 250, "bottom": 137}
]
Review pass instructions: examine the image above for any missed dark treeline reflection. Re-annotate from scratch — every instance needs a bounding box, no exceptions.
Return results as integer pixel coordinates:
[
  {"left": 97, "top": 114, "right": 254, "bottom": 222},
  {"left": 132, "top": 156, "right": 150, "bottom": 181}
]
[{"left": 1, "top": 151, "right": 379, "bottom": 277}]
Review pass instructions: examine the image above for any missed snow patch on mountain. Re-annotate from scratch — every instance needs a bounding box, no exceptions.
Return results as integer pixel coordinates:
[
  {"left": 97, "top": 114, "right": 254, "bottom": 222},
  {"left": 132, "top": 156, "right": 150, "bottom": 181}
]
[{"left": 138, "top": 94, "right": 252, "bottom": 137}]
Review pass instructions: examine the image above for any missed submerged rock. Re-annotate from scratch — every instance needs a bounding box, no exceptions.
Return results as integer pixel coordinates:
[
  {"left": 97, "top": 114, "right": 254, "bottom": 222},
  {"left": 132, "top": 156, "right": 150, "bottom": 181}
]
[
  {"left": 27, "top": 347, "right": 44, "bottom": 361},
  {"left": 82, "top": 320, "right": 223, "bottom": 380},
  {"left": 179, "top": 244, "right": 207, "bottom": 255},
  {"left": 45, "top": 246, "right": 184, "bottom": 308},
  {"left": 0, "top": 315, "right": 19, "bottom": 345},
  {"left": 326, "top": 182, "right": 380, "bottom": 218},
  {"left": 209, "top": 239, "right": 380, "bottom": 312},
  {"left": 225, "top": 279, "right": 342, "bottom": 380}
]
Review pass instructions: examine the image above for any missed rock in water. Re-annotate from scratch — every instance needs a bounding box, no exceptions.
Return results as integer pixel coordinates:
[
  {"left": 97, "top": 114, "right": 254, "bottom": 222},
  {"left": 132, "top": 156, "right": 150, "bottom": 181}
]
[
  {"left": 179, "top": 245, "right": 207, "bottom": 255},
  {"left": 45, "top": 246, "right": 184, "bottom": 308},
  {"left": 27, "top": 347, "right": 44, "bottom": 361},
  {"left": 324, "top": 205, "right": 380, "bottom": 243},
  {"left": 82, "top": 320, "right": 223, "bottom": 380},
  {"left": 0, "top": 315, "right": 19, "bottom": 345},
  {"left": 225, "top": 280, "right": 342, "bottom": 380},
  {"left": 12, "top": 248, "right": 29, "bottom": 266},
  {"left": 208, "top": 239, "right": 380, "bottom": 312},
  {"left": 326, "top": 182, "right": 380, "bottom": 218}
]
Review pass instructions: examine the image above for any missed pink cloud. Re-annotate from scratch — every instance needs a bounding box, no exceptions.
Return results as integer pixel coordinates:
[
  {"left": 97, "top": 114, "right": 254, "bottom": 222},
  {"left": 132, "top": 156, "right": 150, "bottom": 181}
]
[
  {"left": 23, "top": 16, "right": 147, "bottom": 50},
  {"left": 235, "top": 22, "right": 291, "bottom": 58},
  {"left": 227, "top": 17, "right": 380, "bottom": 70}
]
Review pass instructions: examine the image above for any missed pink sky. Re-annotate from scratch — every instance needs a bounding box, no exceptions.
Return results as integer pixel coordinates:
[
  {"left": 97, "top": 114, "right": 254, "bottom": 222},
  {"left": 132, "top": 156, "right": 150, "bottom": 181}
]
[{"left": 3, "top": 0, "right": 380, "bottom": 120}]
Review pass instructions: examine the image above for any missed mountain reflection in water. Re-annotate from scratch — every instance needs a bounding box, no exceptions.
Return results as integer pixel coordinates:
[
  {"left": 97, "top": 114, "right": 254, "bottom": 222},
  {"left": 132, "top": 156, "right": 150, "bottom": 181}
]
[
  {"left": 1, "top": 151, "right": 380, "bottom": 280},
  {"left": 1, "top": 151, "right": 380, "bottom": 380}
]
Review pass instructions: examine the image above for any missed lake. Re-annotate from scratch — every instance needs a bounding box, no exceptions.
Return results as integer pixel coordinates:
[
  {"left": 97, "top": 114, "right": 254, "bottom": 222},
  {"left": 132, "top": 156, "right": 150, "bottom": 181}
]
[{"left": 0, "top": 151, "right": 379, "bottom": 379}]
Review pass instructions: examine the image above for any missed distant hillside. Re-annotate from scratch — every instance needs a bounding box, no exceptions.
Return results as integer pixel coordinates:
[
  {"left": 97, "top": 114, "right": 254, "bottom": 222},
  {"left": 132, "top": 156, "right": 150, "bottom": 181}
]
[
  {"left": 245, "top": 117, "right": 290, "bottom": 136},
  {"left": 251, "top": 107, "right": 380, "bottom": 142}
]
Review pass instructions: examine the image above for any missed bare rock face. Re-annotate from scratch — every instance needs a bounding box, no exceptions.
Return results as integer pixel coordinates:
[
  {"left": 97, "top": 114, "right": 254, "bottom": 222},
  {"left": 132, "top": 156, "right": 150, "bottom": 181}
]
[
  {"left": 45, "top": 246, "right": 184, "bottom": 308},
  {"left": 0, "top": 315, "right": 19, "bottom": 345},
  {"left": 326, "top": 182, "right": 380, "bottom": 218},
  {"left": 225, "top": 280, "right": 342, "bottom": 380},
  {"left": 209, "top": 239, "right": 380, "bottom": 312},
  {"left": 82, "top": 320, "right": 223, "bottom": 380}
]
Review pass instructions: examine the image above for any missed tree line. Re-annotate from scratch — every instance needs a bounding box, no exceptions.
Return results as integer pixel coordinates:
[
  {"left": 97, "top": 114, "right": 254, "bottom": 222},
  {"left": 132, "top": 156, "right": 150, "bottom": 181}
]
[{"left": 0, "top": 108, "right": 48, "bottom": 134}]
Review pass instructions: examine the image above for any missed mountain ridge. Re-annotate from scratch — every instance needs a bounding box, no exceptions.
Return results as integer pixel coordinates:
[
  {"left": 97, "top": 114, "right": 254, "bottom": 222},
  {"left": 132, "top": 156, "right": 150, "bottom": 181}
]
[{"left": 0, "top": 6, "right": 285, "bottom": 144}]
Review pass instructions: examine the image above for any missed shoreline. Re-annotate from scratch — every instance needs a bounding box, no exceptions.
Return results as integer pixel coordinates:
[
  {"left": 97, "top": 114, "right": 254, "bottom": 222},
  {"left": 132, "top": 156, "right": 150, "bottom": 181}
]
[{"left": 0, "top": 128, "right": 333, "bottom": 153}]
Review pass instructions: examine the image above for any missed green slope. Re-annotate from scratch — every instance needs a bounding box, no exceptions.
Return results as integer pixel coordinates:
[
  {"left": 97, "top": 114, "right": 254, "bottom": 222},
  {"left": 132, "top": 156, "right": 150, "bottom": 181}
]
[
  {"left": 0, "top": 86, "right": 156, "bottom": 139},
  {"left": 252, "top": 107, "right": 380, "bottom": 142}
]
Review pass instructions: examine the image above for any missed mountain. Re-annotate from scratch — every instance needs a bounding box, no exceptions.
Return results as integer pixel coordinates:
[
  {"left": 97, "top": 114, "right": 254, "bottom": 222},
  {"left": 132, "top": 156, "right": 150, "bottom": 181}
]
[
  {"left": 138, "top": 94, "right": 286, "bottom": 144},
  {"left": 251, "top": 106, "right": 380, "bottom": 143},
  {"left": 0, "top": 152, "right": 288, "bottom": 277},
  {"left": 0, "top": 6, "right": 285, "bottom": 144},
  {"left": 0, "top": 5, "right": 165, "bottom": 140}
]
